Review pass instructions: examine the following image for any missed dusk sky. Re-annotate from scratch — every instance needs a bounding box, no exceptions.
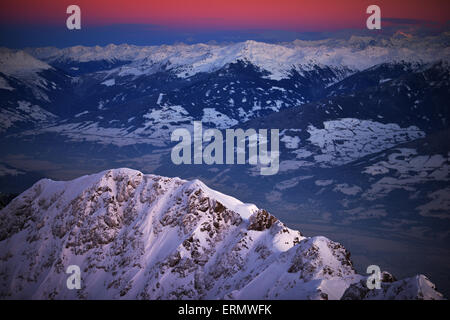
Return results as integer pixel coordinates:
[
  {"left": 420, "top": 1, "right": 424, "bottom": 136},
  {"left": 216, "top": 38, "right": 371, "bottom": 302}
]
[{"left": 0, "top": 0, "right": 449, "bottom": 47}]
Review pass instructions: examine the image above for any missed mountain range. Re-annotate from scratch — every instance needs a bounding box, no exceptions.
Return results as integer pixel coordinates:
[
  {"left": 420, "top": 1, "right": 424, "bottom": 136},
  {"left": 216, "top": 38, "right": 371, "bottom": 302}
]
[{"left": 0, "top": 33, "right": 449, "bottom": 298}]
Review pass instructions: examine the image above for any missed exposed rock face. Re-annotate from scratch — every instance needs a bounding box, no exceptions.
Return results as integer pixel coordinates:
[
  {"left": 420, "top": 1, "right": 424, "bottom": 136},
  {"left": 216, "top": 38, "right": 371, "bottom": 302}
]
[
  {"left": 248, "top": 210, "right": 278, "bottom": 231},
  {"left": 0, "top": 169, "right": 444, "bottom": 300}
]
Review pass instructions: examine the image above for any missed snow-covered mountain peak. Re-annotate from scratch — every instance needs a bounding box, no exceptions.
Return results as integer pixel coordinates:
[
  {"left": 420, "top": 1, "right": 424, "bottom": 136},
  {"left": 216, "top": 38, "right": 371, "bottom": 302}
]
[
  {"left": 186, "top": 178, "right": 259, "bottom": 220},
  {"left": 26, "top": 44, "right": 155, "bottom": 63},
  {"left": 0, "top": 168, "right": 445, "bottom": 299},
  {"left": 22, "top": 34, "right": 450, "bottom": 81},
  {"left": 113, "top": 39, "right": 449, "bottom": 79},
  {"left": 109, "top": 40, "right": 342, "bottom": 80},
  {"left": 342, "top": 274, "right": 445, "bottom": 300},
  {"left": 0, "top": 47, "right": 52, "bottom": 77}
]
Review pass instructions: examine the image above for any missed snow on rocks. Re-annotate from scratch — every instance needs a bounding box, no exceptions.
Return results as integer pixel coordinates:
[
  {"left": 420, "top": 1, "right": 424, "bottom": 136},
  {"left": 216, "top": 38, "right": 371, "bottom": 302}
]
[
  {"left": 0, "top": 168, "right": 444, "bottom": 299},
  {"left": 26, "top": 36, "right": 450, "bottom": 81},
  {"left": 0, "top": 101, "right": 57, "bottom": 133},
  {"left": 342, "top": 273, "right": 444, "bottom": 300},
  {"left": 0, "top": 48, "right": 51, "bottom": 77},
  {"left": 202, "top": 108, "right": 238, "bottom": 129}
]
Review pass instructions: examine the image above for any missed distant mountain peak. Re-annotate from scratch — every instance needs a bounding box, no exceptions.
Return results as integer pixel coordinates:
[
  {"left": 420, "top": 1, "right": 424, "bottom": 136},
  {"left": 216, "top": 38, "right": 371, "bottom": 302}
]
[
  {"left": 21, "top": 35, "right": 450, "bottom": 81},
  {"left": 0, "top": 48, "right": 52, "bottom": 77}
]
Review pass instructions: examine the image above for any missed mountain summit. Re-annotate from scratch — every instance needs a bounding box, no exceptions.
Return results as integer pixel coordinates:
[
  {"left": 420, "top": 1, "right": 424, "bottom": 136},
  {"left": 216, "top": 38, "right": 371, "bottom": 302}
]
[{"left": 0, "top": 168, "right": 444, "bottom": 299}]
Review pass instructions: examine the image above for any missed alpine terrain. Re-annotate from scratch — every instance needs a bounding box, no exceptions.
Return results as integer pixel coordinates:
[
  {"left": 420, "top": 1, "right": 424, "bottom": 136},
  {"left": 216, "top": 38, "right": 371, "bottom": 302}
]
[
  {"left": 0, "top": 32, "right": 449, "bottom": 298},
  {"left": 0, "top": 169, "right": 444, "bottom": 300}
]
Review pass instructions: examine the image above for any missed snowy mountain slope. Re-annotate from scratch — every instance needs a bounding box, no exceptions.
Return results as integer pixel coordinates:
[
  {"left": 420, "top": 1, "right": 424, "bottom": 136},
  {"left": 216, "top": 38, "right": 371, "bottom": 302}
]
[
  {"left": 2, "top": 36, "right": 447, "bottom": 141},
  {"left": 27, "top": 43, "right": 169, "bottom": 67},
  {"left": 11, "top": 60, "right": 350, "bottom": 145},
  {"left": 324, "top": 62, "right": 423, "bottom": 97},
  {"left": 0, "top": 168, "right": 443, "bottom": 299},
  {"left": 25, "top": 44, "right": 143, "bottom": 76},
  {"left": 342, "top": 273, "right": 444, "bottom": 300},
  {"left": 26, "top": 34, "right": 450, "bottom": 79},
  {"left": 286, "top": 32, "right": 450, "bottom": 53},
  {"left": 103, "top": 40, "right": 354, "bottom": 81},
  {"left": 0, "top": 100, "right": 57, "bottom": 133},
  {"left": 0, "top": 49, "right": 81, "bottom": 133},
  {"left": 20, "top": 38, "right": 446, "bottom": 131},
  {"left": 0, "top": 48, "right": 51, "bottom": 77},
  {"left": 240, "top": 61, "right": 450, "bottom": 172},
  {"left": 0, "top": 48, "right": 55, "bottom": 103},
  {"left": 12, "top": 59, "right": 448, "bottom": 147}
]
